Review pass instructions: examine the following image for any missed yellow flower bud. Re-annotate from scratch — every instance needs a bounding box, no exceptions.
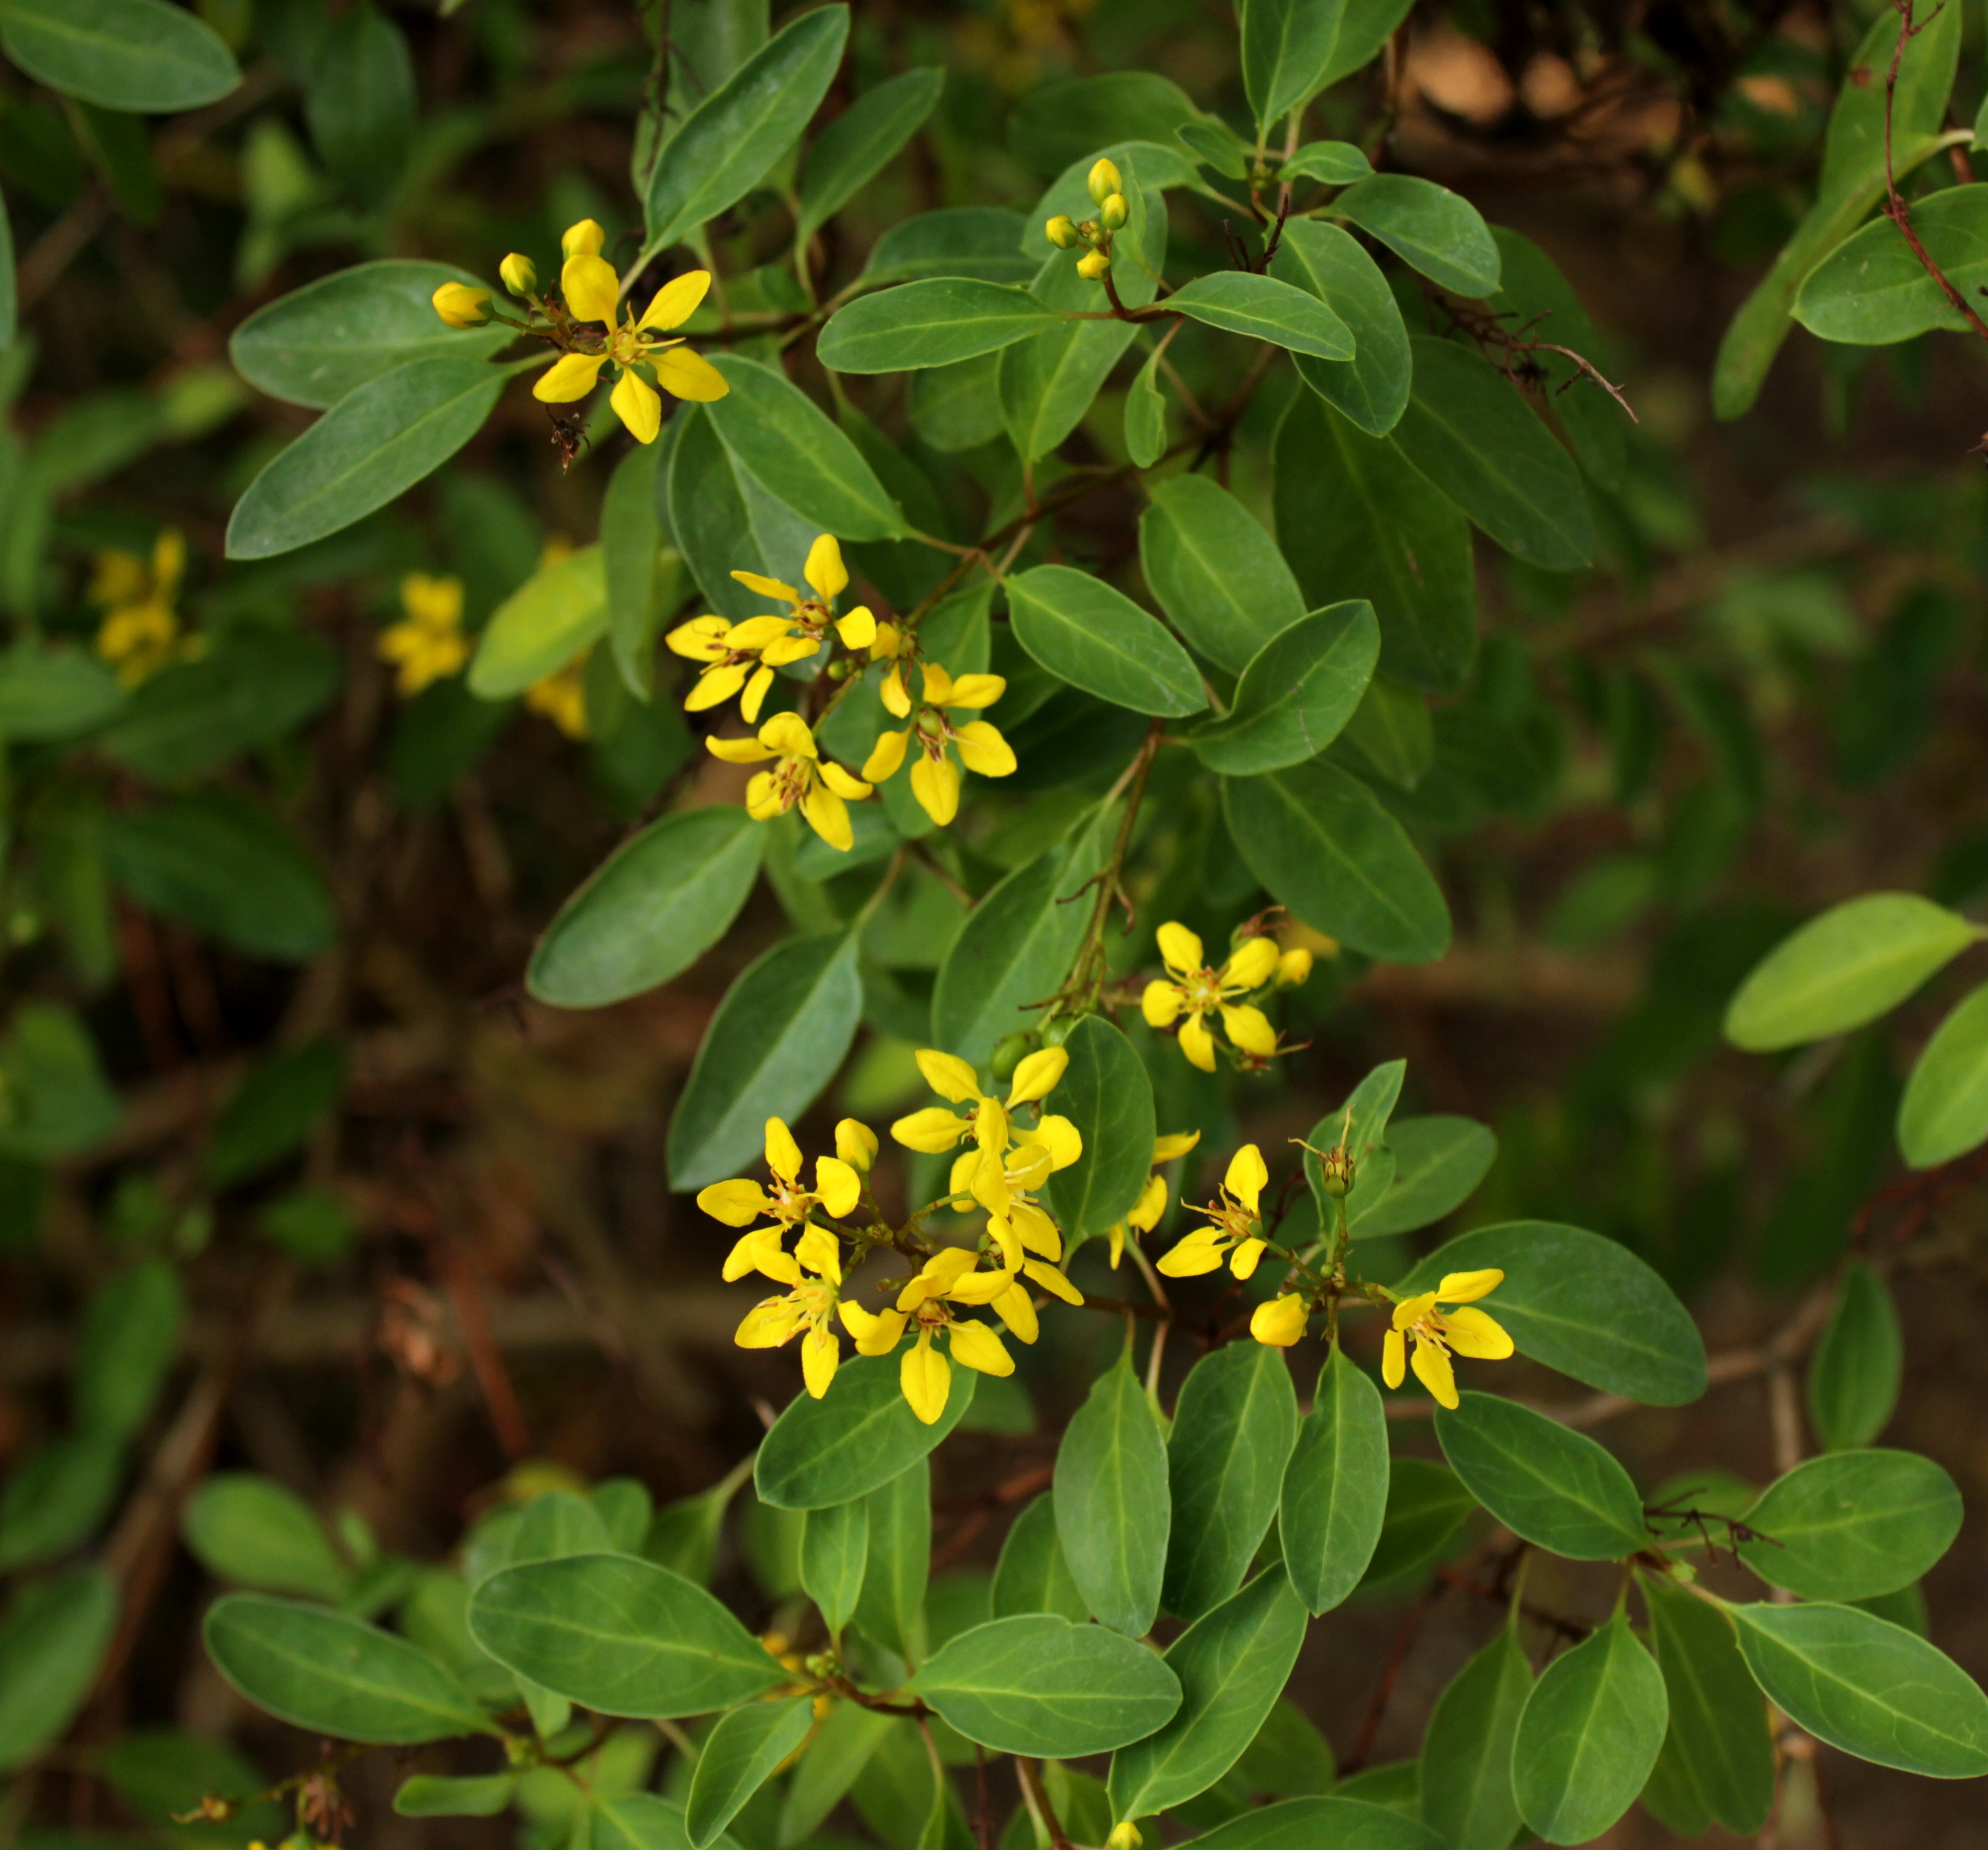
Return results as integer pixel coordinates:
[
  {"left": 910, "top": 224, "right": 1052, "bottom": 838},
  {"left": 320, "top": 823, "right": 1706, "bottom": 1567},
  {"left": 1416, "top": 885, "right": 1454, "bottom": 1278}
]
[
  {"left": 1087, "top": 158, "right": 1123, "bottom": 205},
  {"left": 1045, "top": 214, "right": 1080, "bottom": 249},
  {"left": 561, "top": 218, "right": 606, "bottom": 259},
  {"left": 1099, "top": 193, "right": 1129, "bottom": 230},
  {"left": 1076, "top": 250, "right": 1112, "bottom": 282},
  {"left": 499, "top": 252, "right": 538, "bottom": 296},
  {"left": 1278, "top": 946, "right": 1314, "bottom": 986},
  {"left": 1107, "top": 1826, "right": 1142, "bottom": 1850},
  {"left": 1250, "top": 1294, "right": 1309, "bottom": 1348},
  {"left": 431, "top": 282, "right": 492, "bottom": 329}
]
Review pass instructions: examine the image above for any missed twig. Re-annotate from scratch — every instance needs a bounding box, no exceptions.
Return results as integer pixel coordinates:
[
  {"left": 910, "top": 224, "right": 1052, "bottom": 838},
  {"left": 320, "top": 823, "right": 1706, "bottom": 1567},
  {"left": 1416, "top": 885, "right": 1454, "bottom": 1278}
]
[{"left": 1014, "top": 1758, "right": 1073, "bottom": 1850}]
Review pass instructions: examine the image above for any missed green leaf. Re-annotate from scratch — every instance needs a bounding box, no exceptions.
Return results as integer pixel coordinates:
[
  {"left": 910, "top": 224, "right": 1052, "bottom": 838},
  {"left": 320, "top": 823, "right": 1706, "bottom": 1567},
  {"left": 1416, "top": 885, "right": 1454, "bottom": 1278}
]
[
  {"left": 1169, "top": 1796, "right": 1442, "bottom": 1850},
  {"left": 76, "top": 1257, "right": 182, "bottom": 1439},
  {"left": 1163, "top": 1343, "right": 1298, "bottom": 1621},
  {"left": 1395, "top": 1221, "right": 1706, "bottom": 1405},
  {"left": 1274, "top": 391, "right": 1475, "bottom": 694},
  {"left": 304, "top": 3, "right": 415, "bottom": 209},
  {"left": 468, "top": 1553, "right": 783, "bottom": 1718},
  {"left": 601, "top": 442, "right": 668, "bottom": 699},
  {"left": 102, "top": 631, "right": 340, "bottom": 784},
  {"left": 906, "top": 1614, "right": 1182, "bottom": 1756},
  {"left": 1269, "top": 220, "right": 1411, "bottom": 438},
  {"left": 226, "top": 356, "right": 510, "bottom": 560},
  {"left": 932, "top": 813, "right": 1108, "bottom": 1066},
  {"left": 0, "top": 1566, "right": 118, "bottom": 1773},
  {"left": 1138, "top": 474, "right": 1308, "bottom": 675},
  {"left": 800, "top": 1498, "right": 868, "bottom": 1639},
  {"left": 1727, "top": 1600, "right": 1988, "bottom": 1777},
  {"left": 1279, "top": 1345, "right": 1389, "bottom": 1614},
  {"left": 1807, "top": 1260, "right": 1902, "bottom": 1450},
  {"left": 667, "top": 929, "right": 863, "bottom": 1190},
  {"left": 1434, "top": 1394, "right": 1646, "bottom": 1561},
  {"left": 1235, "top": 1699, "right": 1336, "bottom": 1797},
  {"left": 1724, "top": 892, "right": 1979, "bottom": 1051},
  {"left": 1638, "top": 1575, "right": 1773, "bottom": 1838},
  {"left": 797, "top": 67, "right": 944, "bottom": 244},
  {"left": 1511, "top": 1610, "right": 1667, "bottom": 1845},
  {"left": 997, "top": 307, "right": 1138, "bottom": 462},
  {"left": 667, "top": 405, "right": 819, "bottom": 625},
  {"left": 1222, "top": 760, "right": 1451, "bottom": 964},
  {"left": 527, "top": 808, "right": 761, "bottom": 1009},
  {"left": 395, "top": 1774, "right": 518, "bottom": 1818},
  {"left": 469, "top": 545, "right": 608, "bottom": 698},
  {"left": 645, "top": 5, "right": 849, "bottom": 250},
  {"left": 1054, "top": 1344, "right": 1170, "bottom": 1636},
  {"left": 1109, "top": 1568, "right": 1307, "bottom": 1818},
  {"left": 0, "top": 1004, "right": 118, "bottom": 1160},
  {"left": 1713, "top": 2, "right": 1961, "bottom": 418},
  {"left": 1165, "top": 271, "right": 1354, "bottom": 360},
  {"left": 1738, "top": 1450, "right": 1960, "bottom": 1601},
  {"left": 0, "top": 644, "right": 123, "bottom": 739},
  {"left": 0, "top": 1430, "right": 121, "bottom": 1570},
  {"left": 1338, "top": 674, "right": 1434, "bottom": 791},
  {"left": 1391, "top": 339, "right": 1591, "bottom": 570},
  {"left": 0, "top": 182, "right": 15, "bottom": 351},
  {"left": 1898, "top": 978, "right": 1988, "bottom": 1168},
  {"left": 862, "top": 208, "right": 1037, "bottom": 284},
  {"left": 1302, "top": 1059, "right": 1404, "bottom": 1227},
  {"left": 1043, "top": 1014, "right": 1157, "bottom": 1253},
  {"left": 821, "top": 279, "right": 1063, "bottom": 372},
  {"left": 1282, "top": 141, "right": 1371, "bottom": 184},
  {"left": 107, "top": 792, "right": 335, "bottom": 963},
  {"left": 1191, "top": 602, "right": 1378, "bottom": 776},
  {"left": 706, "top": 356, "right": 908, "bottom": 541},
  {"left": 991, "top": 1493, "right": 1089, "bottom": 1623},
  {"left": 1329, "top": 175, "right": 1500, "bottom": 296},
  {"left": 0, "top": 0, "right": 238, "bottom": 111},
  {"left": 182, "top": 1472, "right": 350, "bottom": 1602},
  {"left": 1417, "top": 1626, "right": 1530, "bottom": 1850},
  {"left": 1356, "top": 1459, "right": 1474, "bottom": 1593},
  {"left": 687, "top": 1699, "right": 816, "bottom": 1849},
  {"left": 1125, "top": 344, "right": 1167, "bottom": 466},
  {"left": 756, "top": 1352, "right": 977, "bottom": 1509},
  {"left": 1486, "top": 228, "right": 1625, "bottom": 489},
  {"left": 1797, "top": 184, "right": 1988, "bottom": 343},
  {"left": 1024, "top": 146, "right": 1171, "bottom": 310},
  {"left": 205, "top": 1594, "right": 486, "bottom": 1743},
  {"left": 592, "top": 1794, "right": 720, "bottom": 1850},
  {"left": 778, "top": 1697, "right": 894, "bottom": 1846},
  {"left": 1354, "top": 1116, "right": 1496, "bottom": 1238},
  {"left": 854, "top": 1456, "right": 930, "bottom": 1659},
  {"left": 1241, "top": 0, "right": 1349, "bottom": 130}
]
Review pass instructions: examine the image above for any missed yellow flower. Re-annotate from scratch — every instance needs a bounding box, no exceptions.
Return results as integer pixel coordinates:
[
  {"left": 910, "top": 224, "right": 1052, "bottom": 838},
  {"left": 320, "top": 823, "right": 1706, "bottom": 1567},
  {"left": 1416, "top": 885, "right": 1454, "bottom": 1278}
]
[
  {"left": 1278, "top": 946, "right": 1313, "bottom": 986},
  {"left": 861, "top": 662, "right": 1016, "bottom": 826},
  {"left": 431, "top": 281, "right": 492, "bottom": 327},
  {"left": 532, "top": 224, "right": 726, "bottom": 442},
  {"left": 1105, "top": 1129, "right": 1200, "bottom": 1267},
  {"left": 666, "top": 536, "right": 877, "bottom": 723},
  {"left": 525, "top": 650, "right": 590, "bottom": 738},
  {"left": 1381, "top": 1270, "right": 1513, "bottom": 1410},
  {"left": 377, "top": 571, "right": 469, "bottom": 696},
  {"left": 1249, "top": 1294, "right": 1309, "bottom": 1348},
  {"left": 734, "top": 1220, "right": 845, "bottom": 1400},
  {"left": 93, "top": 529, "right": 191, "bottom": 686},
  {"left": 1157, "top": 1144, "right": 1270, "bottom": 1279},
  {"left": 890, "top": 1046, "right": 1068, "bottom": 1162},
  {"left": 839, "top": 1247, "right": 1019, "bottom": 1425},
  {"left": 705, "top": 711, "right": 872, "bottom": 851},
  {"left": 1140, "top": 924, "right": 1281, "bottom": 1072},
  {"left": 697, "top": 1117, "right": 866, "bottom": 1250}
]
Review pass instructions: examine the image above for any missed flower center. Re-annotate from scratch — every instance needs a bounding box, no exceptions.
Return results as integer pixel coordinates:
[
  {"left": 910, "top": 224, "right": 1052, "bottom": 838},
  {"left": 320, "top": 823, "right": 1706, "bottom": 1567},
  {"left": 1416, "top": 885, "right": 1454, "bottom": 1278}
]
[{"left": 1182, "top": 968, "right": 1226, "bottom": 1013}]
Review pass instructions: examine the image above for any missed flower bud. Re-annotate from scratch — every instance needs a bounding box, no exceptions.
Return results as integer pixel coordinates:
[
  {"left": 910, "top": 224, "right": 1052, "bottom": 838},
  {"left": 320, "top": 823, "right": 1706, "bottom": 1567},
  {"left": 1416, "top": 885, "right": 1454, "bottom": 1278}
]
[
  {"left": 1099, "top": 192, "right": 1129, "bottom": 230},
  {"left": 499, "top": 252, "right": 538, "bottom": 296},
  {"left": 1250, "top": 1294, "right": 1309, "bottom": 1348},
  {"left": 1107, "top": 1825, "right": 1143, "bottom": 1850},
  {"left": 990, "top": 1031, "right": 1035, "bottom": 1084},
  {"left": 1045, "top": 214, "right": 1080, "bottom": 249},
  {"left": 1087, "top": 157, "right": 1122, "bottom": 205},
  {"left": 561, "top": 218, "right": 606, "bottom": 259},
  {"left": 1278, "top": 946, "right": 1313, "bottom": 986},
  {"left": 431, "top": 282, "right": 492, "bottom": 329},
  {"left": 1076, "top": 249, "right": 1112, "bottom": 281},
  {"left": 1317, "top": 1147, "right": 1354, "bottom": 1198}
]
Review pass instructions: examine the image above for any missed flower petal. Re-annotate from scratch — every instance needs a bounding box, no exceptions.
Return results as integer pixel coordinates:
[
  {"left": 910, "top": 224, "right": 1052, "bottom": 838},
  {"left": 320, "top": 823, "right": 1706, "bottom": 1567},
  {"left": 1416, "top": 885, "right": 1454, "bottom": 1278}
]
[
  {"left": 1153, "top": 1129, "right": 1201, "bottom": 1162},
  {"left": 1224, "top": 1142, "right": 1269, "bottom": 1215},
  {"left": 1382, "top": 1328, "right": 1406, "bottom": 1389},
  {"left": 1156, "top": 921, "right": 1204, "bottom": 977},
  {"left": 1179, "top": 1012, "right": 1217, "bottom": 1072},
  {"left": 910, "top": 753, "right": 960, "bottom": 827},
  {"left": 610, "top": 366, "right": 663, "bottom": 444},
  {"left": 1436, "top": 1269, "right": 1505, "bottom": 1306},
  {"left": 900, "top": 1338, "right": 951, "bottom": 1424},
  {"left": 943, "top": 674, "right": 1007, "bottom": 710},
  {"left": 1220, "top": 1003, "right": 1278, "bottom": 1057},
  {"left": 731, "top": 571, "right": 801, "bottom": 604},
  {"left": 1229, "top": 1237, "right": 1265, "bottom": 1281},
  {"left": 800, "top": 781, "right": 852, "bottom": 851},
  {"left": 954, "top": 721, "right": 1016, "bottom": 777},
  {"left": 805, "top": 534, "right": 849, "bottom": 600},
  {"left": 862, "top": 728, "right": 909, "bottom": 784},
  {"left": 1033, "top": 1114, "right": 1083, "bottom": 1171},
  {"left": 1441, "top": 1306, "right": 1514, "bottom": 1359},
  {"left": 947, "top": 1318, "right": 1014, "bottom": 1376},
  {"left": 801, "top": 1323, "right": 839, "bottom": 1398},
  {"left": 1222, "top": 937, "right": 1281, "bottom": 991},
  {"left": 916, "top": 1050, "right": 981, "bottom": 1104},
  {"left": 759, "top": 711, "right": 817, "bottom": 758},
  {"left": 637, "top": 269, "right": 712, "bottom": 331},
  {"left": 892, "top": 1105, "right": 968, "bottom": 1152},
  {"left": 533, "top": 352, "right": 607, "bottom": 403},
  {"left": 1391, "top": 1291, "right": 1438, "bottom": 1332},
  {"left": 1005, "top": 1046, "right": 1068, "bottom": 1107},
  {"left": 835, "top": 605, "right": 877, "bottom": 649},
  {"left": 819, "top": 761, "right": 872, "bottom": 800},
  {"left": 652, "top": 345, "right": 730, "bottom": 402},
  {"left": 835, "top": 1119, "right": 878, "bottom": 1173},
  {"left": 1023, "top": 1259, "right": 1083, "bottom": 1304},
  {"left": 815, "top": 1156, "right": 861, "bottom": 1220},
  {"left": 1141, "top": 980, "right": 1183, "bottom": 1029},
  {"left": 1250, "top": 1295, "right": 1308, "bottom": 1347},
  {"left": 696, "top": 1179, "right": 768, "bottom": 1227},
  {"left": 561, "top": 252, "right": 621, "bottom": 326},
  {"left": 764, "top": 1117, "right": 802, "bottom": 1182},
  {"left": 795, "top": 1224, "right": 842, "bottom": 1284},
  {"left": 993, "top": 1281, "right": 1039, "bottom": 1344},
  {"left": 706, "top": 732, "right": 777, "bottom": 764},
  {"left": 1410, "top": 1337, "right": 1458, "bottom": 1409}
]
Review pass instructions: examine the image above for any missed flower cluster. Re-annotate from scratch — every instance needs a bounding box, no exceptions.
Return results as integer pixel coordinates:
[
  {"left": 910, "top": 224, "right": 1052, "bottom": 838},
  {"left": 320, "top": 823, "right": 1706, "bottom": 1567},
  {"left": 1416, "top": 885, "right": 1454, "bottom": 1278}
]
[
  {"left": 93, "top": 530, "right": 198, "bottom": 686},
  {"left": 431, "top": 218, "right": 728, "bottom": 444},
  {"left": 1045, "top": 158, "right": 1129, "bottom": 282},
  {"left": 377, "top": 572, "right": 469, "bottom": 696},
  {"left": 1142, "top": 920, "right": 1311, "bottom": 1071}
]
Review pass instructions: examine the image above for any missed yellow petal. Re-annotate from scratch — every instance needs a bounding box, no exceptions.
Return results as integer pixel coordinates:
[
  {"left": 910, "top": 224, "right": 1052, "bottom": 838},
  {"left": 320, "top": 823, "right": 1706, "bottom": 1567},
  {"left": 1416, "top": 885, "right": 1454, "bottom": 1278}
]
[
  {"left": 1410, "top": 1337, "right": 1458, "bottom": 1409},
  {"left": 947, "top": 1318, "right": 1014, "bottom": 1376},
  {"left": 988, "top": 1212, "right": 1022, "bottom": 1270},
  {"left": 761, "top": 635, "right": 824, "bottom": 667},
  {"left": 916, "top": 1050, "right": 981, "bottom": 1103},
  {"left": 1278, "top": 947, "right": 1314, "bottom": 986},
  {"left": 727, "top": 614, "right": 798, "bottom": 648},
  {"left": 731, "top": 570, "right": 802, "bottom": 604},
  {"left": 1005, "top": 1046, "right": 1067, "bottom": 1107},
  {"left": 561, "top": 218, "right": 605, "bottom": 259},
  {"left": 901, "top": 1337, "right": 951, "bottom": 1424},
  {"left": 736, "top": 1298, "right": 804, "bottom": 1348},
  {"left": 943, "top": 674, "right": 1006, "bottom": 711},
  {"left": 610, "top": 366, "right": 663, "bottom": 444},
  {"left": 974, "top": 1098, "right": 1008, "bottom": 1154},
  {"left": 722, "top": 1227, "right": 783, "bottom": 1282},
  {"left": 795, "top": 1224, "right": 842, "bottom": 1284},
  {"left": 1436, "top": 1269, "right": 1505, "bottom": 1306},
  {"left": 1022, "top": 1259, "right": 1082, "bottom": 1305},
  {"left": 1010, "top": 1201, "right": 1061, "bottom": 1262},
  {"left": 637, "top": 269, "right": 712, "bottom": 332},
  {"left": 944, "top": 1265, "right": 1013, "bottom": 1306},
  {"left": 1220, "top": 1003, "right": 1278, "bottom": 1057},
  {"left": 951, "top": 1150, "right": 983, "bottom": 1208},
  {"left": 910, "top": 753, "right": 960, "bottom": 827},
  {"left": 839, "top": 1301, "right": 906, "bottom": 1356},
  {"left": 1156, "top": 921, "right": 1204, "bottom": 976},
  {"left": 881, "top": 664, "right": 912, "bottom": 718},
  {"left": 801, "top": 1323, "right": 839, "bottom": 1398},
  {"left": 1249, "top": 1295, "right": 1308, "bottom": 1347},
  {"left": 1153, "top": 1129, "right": 1201, "bottom": 1162},
  {"left": 1179, "top": 1012, "right": 1217, "bottom": 1071},
  {"left": 1441, "top": 1307, "right": 1514, "bottom": 1359},
  {"left": 1382, "top": 1328, "right": 1406, "bottom": 1389},
  {"left": 815, "top": 1156, "right": 861, "bottom": 1220},
  {"left": 533, "top": 351, "right": 607, "bottom": 403},
  {"left": 697, "top": 1179, "right": 768, "bottom": 1228},
  {"left": 759, "top": 711, "right": 817, "bottom": 759},
  {"left": 920, "top": 661, "right": 956, "bottom": 706},
  {"left": 561, "top": 252, "right": 621, "bottom": 326},
  {"left": 970, "top": 1145, "right": 1010, "bottom": 1216},
  {"left": 1033, "top": 1114, "right": 1083, "bottom": 1171},
  {"left": 804, "top": 534, "right": 849, "bottom": 600},
  {"left": 835, "top": 1119, "right": 878, "bottom": 1173},
  {"left": 1128, "top": 1172, "right": 1168, "bottom": 1233},
  {"left": 1141, "top": 980, "right": 1183, "bottom": 1029},
  {"left": 819, "top": 761, "right": 872, "bottom": 800},
  {"left": 706, "top": 731, "right": 777, "bottom": 764},
  {"left": 896, "top": 1274, "right": 940, "bottom": 1313},
  {"left": 743, "top": 770, "right": 783, "bottom": 820},
  {"left": 764, "top": 1117, "right": 802, "bottom": 1182},
  {"left": 740, "top": 665, "right": 774, "bottom": 723},
  {"left": 954, "top": 721, "right": 1016, "bottom": 777},
  {"left": 993, "top": 1281, "right": 1039, "bottom": 1344},
  {"left": 1392, "top": 1291, "right": 1438, "bottom": 1332},
  {"left": 862, "top": 728, "right": 909, "bottom": 784},
  {"left": 652, "top": 344, "right": 730, "bottom": 402},
  {"left": 1157, "top": 1235, "right": 1224, "bottom": 1278},
  {"left": 835, "top": 606, "right": 876, "bottom": 649},
  {"left": 1225, "top": 1144, "right": 1269, "bottom": 1215},
  {"left": 1229, "top": 1237, "right": 1265, "bottom": 1281},
  {"left": 1222, "top": 938, "right": 1281, "bottom": 990},
  {"left": 665, "top": 615, "right": 731, "bottom": 660},
  {"left": 801, "top": 781, "right": 853, "bottom": 851},
  {"left": 892, "top": 1105, "right": 968, "bottom": 1152},
  {"left": 685, "top": 662, "right": 749, "bottom": 712}
]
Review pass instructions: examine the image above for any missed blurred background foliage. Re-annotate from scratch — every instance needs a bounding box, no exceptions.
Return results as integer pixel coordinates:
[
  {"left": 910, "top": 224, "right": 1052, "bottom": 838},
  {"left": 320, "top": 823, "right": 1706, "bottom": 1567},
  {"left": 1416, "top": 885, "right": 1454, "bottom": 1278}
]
[{"left": 4, "top": 0, "right": 1988, "bottom": 1846}]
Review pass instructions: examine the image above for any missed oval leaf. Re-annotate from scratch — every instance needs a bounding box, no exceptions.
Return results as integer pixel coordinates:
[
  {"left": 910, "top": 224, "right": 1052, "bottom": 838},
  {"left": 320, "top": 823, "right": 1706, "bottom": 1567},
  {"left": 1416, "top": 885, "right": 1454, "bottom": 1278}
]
[
  {"left": 1806, "top": 1260, "right": 1902, "bottom": 1452},
  {"left": 1738, "top": 1450, "right": 1960, "bottom": 1601},
  {"left": 1139, "top": 474, "right": 1308, "bottom": 675},
  {"left": 1192, "top": 602, "right": 1379, "bottom": 776},
  {"left": 1796, "top": 183, "right": 1988, "bottom": 344},
  {"left": 1007, "top": 564, "right": 1206, "bottom": 718},
  {"left": 1639, "top": 1574, "right": 1774, "bottom": 1838},
  {"left": 991, "top": 1493, "right": 1089, "bottom": 1624},
  {"left": 1174, "top": 1796, "right": 1443, "bottom": 1850},
  {"left": 1054, "top": 1345, "right": 1170, "bottom": 1637},
  {"left": 1270, "top": 219, "right": 1411, "bottom": 437},
  {"left": 1898, "top": 978, "right": 1988, "bottom": 1168},
  {"left": 468, "top": 546, "right": 608, "bottom": 698},
  {"left": 1434, "top": 1394, "right": 1647, "bottom": 1561},
  {"left": 687, "top": 1698, "right": 816, "bottom": 1849},
  {"left": 1166, "top": 271, "right": 1354, "bottom": 360},
  {"left": 820, "top": 279, "right": 1062, "bottom": 372},
  {"left": 1353, "top": 1116, "right": 1496, "bottom": 1239},
  {"left": 1418, "top": 1627, "right": 1531, "bottom": 1850},
  {"left": 0, "top": 0, "right": 239, "bottom": 111},
  {"left": 0, "top": 1566, "right": 118, "bottom": 1773},
  {"left": 1279, "top": 1344, "right": 1390, "bottom": 1615},
  {"left": 1043, "top": 1014, "right": 1156, "bottom": 1253},
  {"left": 1330, "top": 175, "right": 1500, "bottom": 296},
  {"left": 756, "top": 1352, "right": 977, "bottom": 1510},
  {"left": 797, "top": 67, "right": 945, "bottom": 244}
]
